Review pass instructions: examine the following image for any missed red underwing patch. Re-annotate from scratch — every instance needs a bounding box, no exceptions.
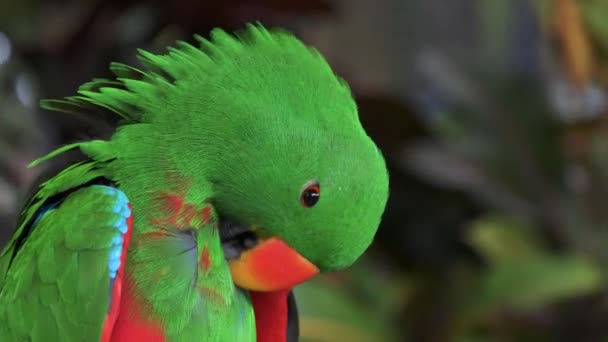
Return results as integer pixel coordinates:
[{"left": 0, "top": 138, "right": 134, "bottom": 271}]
[
  {"left": 151, "top": 194, "right": 184, "bottom": 226},
  {"left": 199, "top": 206, "right": 211, "bottom": 225},
  {"left": 198, "top": 245, "right": 211, "bottom": 273},
  {"left": 180, "top": 203, "right": 198, "bottom": 227},
  {"left": 109, "top": 276, "right": 166, "bottom": 341},
  {"left": 151, "top": 193, "right": 214, "bottom": 229}
]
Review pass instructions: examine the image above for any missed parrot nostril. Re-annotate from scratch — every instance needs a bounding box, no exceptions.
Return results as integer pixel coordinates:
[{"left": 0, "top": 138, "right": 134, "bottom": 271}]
[{"left": 219, "top": 218, "right": 259, "bottom": 260}]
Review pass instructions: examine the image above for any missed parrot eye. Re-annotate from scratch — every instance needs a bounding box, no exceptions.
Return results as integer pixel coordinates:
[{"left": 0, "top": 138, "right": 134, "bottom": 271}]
[{"left": 300, "top": 179, "right": 320, "bottom": 208}]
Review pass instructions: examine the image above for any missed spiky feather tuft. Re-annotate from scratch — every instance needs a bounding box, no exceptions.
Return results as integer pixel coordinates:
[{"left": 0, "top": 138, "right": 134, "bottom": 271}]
[{"left": 41, "top": 23, "right": 352, "bottom": 131}]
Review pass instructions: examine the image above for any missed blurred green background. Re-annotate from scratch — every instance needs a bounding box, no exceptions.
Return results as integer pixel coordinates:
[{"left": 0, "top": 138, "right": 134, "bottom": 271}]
[{"left": 2, "top": 0, "right": 608, "bottom": 341}]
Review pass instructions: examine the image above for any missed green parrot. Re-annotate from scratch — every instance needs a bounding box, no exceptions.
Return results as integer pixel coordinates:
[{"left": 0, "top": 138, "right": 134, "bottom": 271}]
[{"left": 0, "top": 24, "right": 389, "bottom": 342}]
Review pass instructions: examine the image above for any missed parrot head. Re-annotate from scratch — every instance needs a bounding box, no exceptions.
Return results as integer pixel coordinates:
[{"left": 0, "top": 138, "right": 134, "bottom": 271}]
[
  {"left": 214, "top": 107, "right": 389, "bottom": 290},
  {"left": 191, "top": 25, "right": 390, "bottom": 291}
]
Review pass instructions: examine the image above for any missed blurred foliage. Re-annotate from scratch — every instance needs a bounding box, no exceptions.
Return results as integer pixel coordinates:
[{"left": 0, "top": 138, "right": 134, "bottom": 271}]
[{"left": 3, "top": 0, "right": 608, "bottom": 341}]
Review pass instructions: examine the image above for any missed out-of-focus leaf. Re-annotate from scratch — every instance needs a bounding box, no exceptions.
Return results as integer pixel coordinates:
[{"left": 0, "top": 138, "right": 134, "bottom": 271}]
[
  {"left": 475, "top": 255, "right": 601, "bottom": 311},
  {"left": 465, "top": 215, "right": 602, "bottom": 313},
  {"left": 553, "top": 0, "right": 594, "bottom": 87},
  {"left": 579, "top": 0, "right": 608, "bottom": 54},
  {"left": 467, "top": 215, "right": 545, "bottom": 264},
  {"left": 535, "top": 0, "right": 595, "bottom": 86}
]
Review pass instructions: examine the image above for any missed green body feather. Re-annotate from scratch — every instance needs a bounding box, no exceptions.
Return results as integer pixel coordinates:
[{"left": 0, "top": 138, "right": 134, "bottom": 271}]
[{"left": 0, "top": 23, "right": 388, "bottom": 341}]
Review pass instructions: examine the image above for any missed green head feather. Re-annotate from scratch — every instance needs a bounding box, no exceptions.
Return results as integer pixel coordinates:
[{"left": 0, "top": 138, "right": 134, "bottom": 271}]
[{"left": 40, "top": 23, "right": 389, "bottom": 272}]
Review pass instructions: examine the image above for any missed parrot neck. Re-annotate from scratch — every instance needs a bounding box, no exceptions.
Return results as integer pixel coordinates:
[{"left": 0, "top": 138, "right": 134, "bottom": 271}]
[{"left": 250, "top": 289, "right": 291, "bottom": 342}]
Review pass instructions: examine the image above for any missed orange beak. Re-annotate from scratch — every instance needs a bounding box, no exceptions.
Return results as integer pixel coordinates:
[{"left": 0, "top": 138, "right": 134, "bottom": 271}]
[{"left": 228, "top": 237, "right": 319, "bottom": 291}]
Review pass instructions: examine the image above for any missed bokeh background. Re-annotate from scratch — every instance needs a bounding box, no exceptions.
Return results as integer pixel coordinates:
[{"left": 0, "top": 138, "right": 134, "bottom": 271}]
[{"left": 2, "top": 0, "right": 608, "bottom": 341}]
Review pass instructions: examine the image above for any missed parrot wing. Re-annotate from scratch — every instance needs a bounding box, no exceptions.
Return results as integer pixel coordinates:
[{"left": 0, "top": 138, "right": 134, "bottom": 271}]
[{"left": 0, "top": 184, "right": 133, "bottom": 342}]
